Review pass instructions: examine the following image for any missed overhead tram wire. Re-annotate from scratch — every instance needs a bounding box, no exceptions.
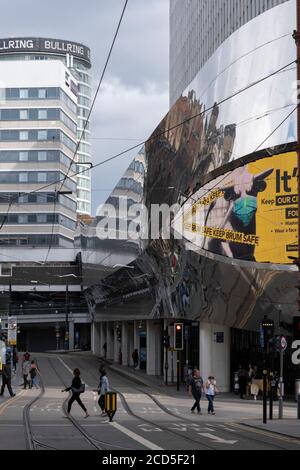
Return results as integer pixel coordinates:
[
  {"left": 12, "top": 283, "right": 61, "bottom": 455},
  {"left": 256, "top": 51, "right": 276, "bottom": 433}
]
[
  {"left": 59, "top": 0, "right": 129, "bottom": 192},
  {"left": 0, "top": 59, "right": 296, "bottom": 231},
  {"left": 41, "top": 0, "right": 129, "bottom": 263},
  {"left": 173, "top": 104, "right": 299, "bottom": 231}
]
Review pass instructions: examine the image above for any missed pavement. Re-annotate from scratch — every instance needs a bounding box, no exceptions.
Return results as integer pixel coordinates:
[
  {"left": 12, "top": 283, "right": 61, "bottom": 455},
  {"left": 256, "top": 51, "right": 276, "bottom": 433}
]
[
  {"left": 101, "top": 357, "right": 300, "bottom": 440},
  {"left": 1, "top": 352, "right": 300, "bottom": 450}
]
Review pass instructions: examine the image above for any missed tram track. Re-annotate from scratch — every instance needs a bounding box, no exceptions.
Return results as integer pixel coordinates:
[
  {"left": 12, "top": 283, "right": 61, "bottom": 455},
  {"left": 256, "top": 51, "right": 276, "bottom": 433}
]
[{"left": 74, "top": 355, "right": 296, "bottom": 451}]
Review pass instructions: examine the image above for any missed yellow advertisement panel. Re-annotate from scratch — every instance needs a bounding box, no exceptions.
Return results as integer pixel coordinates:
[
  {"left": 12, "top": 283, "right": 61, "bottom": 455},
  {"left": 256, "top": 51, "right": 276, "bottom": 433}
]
[{"left": 182, "top": 152, "right": 298, "bottom": 264}]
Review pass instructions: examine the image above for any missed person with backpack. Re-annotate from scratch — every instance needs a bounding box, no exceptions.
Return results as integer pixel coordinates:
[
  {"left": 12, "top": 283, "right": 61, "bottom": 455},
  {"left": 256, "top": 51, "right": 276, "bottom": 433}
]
[
  {"left": 97, "top": 368, "right": 110, "bottom": 417},
  {"left": 62, "top": 368, "right": 89, "bottom": 418},
  {"left": 188, "top": 369, "right": 204, "bottom": 415},
  {"left": 0, "top": 354, "right": 15, "bottom": 398},
  {"left": 29, "top": 360, "right": 39, "bottom": 389}
]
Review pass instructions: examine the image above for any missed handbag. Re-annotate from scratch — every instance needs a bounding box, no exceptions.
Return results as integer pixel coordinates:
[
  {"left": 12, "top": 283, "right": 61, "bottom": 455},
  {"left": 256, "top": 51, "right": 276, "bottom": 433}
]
[{"left": 72, "top": 383, "right": 85, "bottom": 394}]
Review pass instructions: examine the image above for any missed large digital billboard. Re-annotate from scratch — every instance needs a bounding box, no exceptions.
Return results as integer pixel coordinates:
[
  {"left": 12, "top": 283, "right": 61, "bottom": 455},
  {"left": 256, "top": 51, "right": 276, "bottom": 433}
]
[{"left": 182, "top": 152, "right": 298, "bottom": 264}]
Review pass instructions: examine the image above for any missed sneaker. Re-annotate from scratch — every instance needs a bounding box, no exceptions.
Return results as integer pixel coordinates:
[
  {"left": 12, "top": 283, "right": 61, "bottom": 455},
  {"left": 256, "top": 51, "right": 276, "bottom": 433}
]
[
  {"left": 211, "top": 412, "right": 216, "bottom": 415},
  {"left": 101, "top": 412, "right": 107, "bottom": 417},
  {"left": 191, "top": 410, "right": 195, "bottom": 414},
  {"left": 84, "top": 414, "right": 90, "bottom": 419},
  {"left": 197, "top": 411, "right": 203, "bottom": 415},
  {"left": 10, "top": 394, "right": 16, "bottom": 398}
]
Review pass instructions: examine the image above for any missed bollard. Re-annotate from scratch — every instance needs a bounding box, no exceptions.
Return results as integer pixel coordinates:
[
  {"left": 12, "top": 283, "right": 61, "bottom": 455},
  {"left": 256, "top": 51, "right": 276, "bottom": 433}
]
[
  {"left": 263, "top": 370, "right": 268, "bottom": 424},
  {"left": 269, "top": 381, "right": 275, "bottom": 420},
  {"left": 105, "top": 392, "right": 117, "bottom": 422}
]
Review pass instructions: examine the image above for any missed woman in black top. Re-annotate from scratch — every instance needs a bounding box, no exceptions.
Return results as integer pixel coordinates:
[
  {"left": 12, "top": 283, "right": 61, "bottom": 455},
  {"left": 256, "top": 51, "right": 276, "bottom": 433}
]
[{"left": 62, "top": 368, "right": 89, "bottom": 417}]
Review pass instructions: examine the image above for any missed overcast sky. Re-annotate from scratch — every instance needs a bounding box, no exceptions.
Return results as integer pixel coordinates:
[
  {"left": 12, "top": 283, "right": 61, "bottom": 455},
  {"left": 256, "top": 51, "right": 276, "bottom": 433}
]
[{"left": 0, "top": 0, "right": 170, "bottom": 214}]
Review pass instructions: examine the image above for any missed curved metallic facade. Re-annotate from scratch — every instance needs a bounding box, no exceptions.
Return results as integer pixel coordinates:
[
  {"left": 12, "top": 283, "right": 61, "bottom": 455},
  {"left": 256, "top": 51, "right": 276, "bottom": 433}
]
[
  {"left": 80, "top": 1, "right": 298, "bottom": 338},
  {"left": 170, "top": 0, "right": 290, "bottom": 105}
]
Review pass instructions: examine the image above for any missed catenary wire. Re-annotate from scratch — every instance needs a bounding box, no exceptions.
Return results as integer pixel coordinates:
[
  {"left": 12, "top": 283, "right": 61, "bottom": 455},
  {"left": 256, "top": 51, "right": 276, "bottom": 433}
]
[
  {"left": 59, "top": 0, "right": 129, "bottom": 192},
  {"left": 0, "top": 58, "right": 296, "bottom": 232}
]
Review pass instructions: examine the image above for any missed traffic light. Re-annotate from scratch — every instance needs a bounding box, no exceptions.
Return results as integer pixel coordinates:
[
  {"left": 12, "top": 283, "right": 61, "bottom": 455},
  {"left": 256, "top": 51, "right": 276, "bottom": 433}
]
[
  {"left": 293, "top": 316, "right": 300, "bottom": 341},
  {"left": 261, "top": 316, "right": 274, "bottom": 349},
  {"left": 174, "top": 323, "right": 183, "bottom": 351},
  {"left": 163, "top": 329, "right": 170, "bottom": 349}
]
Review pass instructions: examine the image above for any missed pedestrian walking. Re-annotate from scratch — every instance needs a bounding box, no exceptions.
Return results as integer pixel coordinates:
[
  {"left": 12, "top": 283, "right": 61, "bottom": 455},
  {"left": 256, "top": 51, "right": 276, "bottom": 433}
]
[
  {"left": 29, "top": 360, "right": 39, "bottom": 389},
  {"left": 132, "top": 349, "right": 139, "bottom": 369},
  {"left": 62, "top": 368, "right": 89, "bottom": 418},
  {"left": 0, "top": 359, "right": 16, "bottom": 398},
  {"left": 205, "top": 376, "right": 218, "bottom": 415},
  {"left": 22, "top": 359, "right": 31, "bottom": 389},
  {"left": 12, "top": 347, "right": 18, "bottom": 373},
  {"left": 22, "top": 351, "right": 31, "bottom": 365},
  {"left": 188, "top": 369, "right": 204, "bottom": 415},
  {"left": 97, "top": 368, "right": 110, "bottom": 416}
]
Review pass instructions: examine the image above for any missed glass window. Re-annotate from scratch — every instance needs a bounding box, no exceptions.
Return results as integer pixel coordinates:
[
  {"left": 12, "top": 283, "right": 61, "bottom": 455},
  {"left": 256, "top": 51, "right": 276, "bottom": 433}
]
[
  {"left": 19, "top": 215, "right": 28, "bottom": 224},
  {"left": 38, "top": 151, "right": 47, "bottom": 161},
  {"left": 19, "top": 173, "right": 28, "bottom": 182},
  {"left": 37, "top": 130, "right": 47, "bottom": 140},
  {"left": 20, "top": 131, "right": 28, "bottom": 141},
  {"left": 38, "top": 109, "right": 47, "bottom": 119},
  {"left": 19, "top": 110, "right": 28, "bottom": 120},
  {"left": 38, "top": 89, "right": 46, "bottom": 99},
  {"left": 37, "top": 214, "right": 47, "bottom": 223},
  {"left": 20, "top": 89, "right": 28, "bottom": 99},
  {"left": 19, "top": 152, "right": 28, "bottom": 161},
  {"left": 38, "top": 173, "right": 47, "bottom": 183}
]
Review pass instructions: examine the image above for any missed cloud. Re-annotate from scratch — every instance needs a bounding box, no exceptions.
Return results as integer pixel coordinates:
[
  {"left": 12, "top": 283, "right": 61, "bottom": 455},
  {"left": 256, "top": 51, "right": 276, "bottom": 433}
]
[
  {"left": 91, "top": 77, "right": 169, "bottom": 213},
  {"left": 0, "top": 0, "right": 170, "bottom": 214}
]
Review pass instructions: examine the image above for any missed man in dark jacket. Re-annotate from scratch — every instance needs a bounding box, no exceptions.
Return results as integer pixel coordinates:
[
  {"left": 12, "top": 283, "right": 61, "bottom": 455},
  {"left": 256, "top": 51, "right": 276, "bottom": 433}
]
[
  {"left": 188, "top": 369, "right": 204, "bottom": 414},
  {"left": 0, "top": 361, "right": 15, "bottom": 397}
]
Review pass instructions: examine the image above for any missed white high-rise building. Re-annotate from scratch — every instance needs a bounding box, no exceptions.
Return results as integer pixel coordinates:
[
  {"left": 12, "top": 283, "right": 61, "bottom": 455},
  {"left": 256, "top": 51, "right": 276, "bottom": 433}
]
[
  {"left": 169, "top": 0, "right": 289, "bottom": 105},
  {"left": 0, "top": 59, "right": 78, "bottom": 252},
  {"left": 0, "top": 38, "right": 92, "bottom": 216}
]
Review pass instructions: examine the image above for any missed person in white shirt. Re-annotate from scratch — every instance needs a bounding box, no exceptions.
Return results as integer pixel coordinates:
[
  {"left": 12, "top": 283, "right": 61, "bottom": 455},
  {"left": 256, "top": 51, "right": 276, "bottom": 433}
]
[{"left": 205, "top": 376, "right": 218, "bottom": 415}]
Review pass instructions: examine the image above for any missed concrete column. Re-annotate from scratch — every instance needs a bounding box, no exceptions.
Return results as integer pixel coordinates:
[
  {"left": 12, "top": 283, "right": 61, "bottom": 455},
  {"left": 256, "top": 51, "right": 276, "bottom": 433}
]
[
  {"left": 99, "top": 322, "right": 106, "bottom": 358},
  {"left": 106, "top": 323, "right": 114, "bottom": 360},
  {"left": 91, "top": 322, "right": 100, "bottom": 355},
  {"left": 133, "top": 321, "right": 140, "bottom": 369},
  {"left": 146, "top": 320, "right": 162, "bottom": 376},
  {"left": 128, "top": 323, "right": 134, "bottom": 368},
  {"left": 114, "top": 325, "right": 120, "bottom": 364},
  {"left": 69, "top": 321, "right": 74, "bottom": 350},
  {"left": 121, "top": 322, "right": 129, "bottom": 367},
  {"left": 199, "top": 322, "right": 231, "bottom": 392}
]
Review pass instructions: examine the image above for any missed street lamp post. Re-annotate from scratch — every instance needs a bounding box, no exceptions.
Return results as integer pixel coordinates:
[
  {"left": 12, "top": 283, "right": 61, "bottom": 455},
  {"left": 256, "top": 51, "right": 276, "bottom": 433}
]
[{"left": 65, "top": 281, "right": 69, "bottom": 351}]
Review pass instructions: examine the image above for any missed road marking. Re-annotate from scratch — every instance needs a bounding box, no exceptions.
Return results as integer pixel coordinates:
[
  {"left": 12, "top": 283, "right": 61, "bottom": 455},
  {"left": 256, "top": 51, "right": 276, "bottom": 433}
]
[
  {"left": 93, "top": 392, "right": 98, "bottom": 414},
  {"left": 111, "top": 422, "right": 163, "bottom": 450},
  {"left": 230, "top": 423, "right": 300, "bottom": 445},
  {"left": 198, "top": 433, "right": 238, "bottom": 445},
  {"left": 0, "top": 390, "right": 26, "bottom": 416},
  {"left": 58, "top": 357, "right": 90, "bottom": 387},
  {"left": 217, "top": 424, "right": 237, "bottom": 433}
]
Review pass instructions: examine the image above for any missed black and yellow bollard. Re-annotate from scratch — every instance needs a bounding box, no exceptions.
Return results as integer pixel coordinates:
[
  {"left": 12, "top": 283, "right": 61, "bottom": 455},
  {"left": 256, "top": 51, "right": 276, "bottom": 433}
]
[{"left": 105, "top": 392, "right": 117, "bottom": 422}]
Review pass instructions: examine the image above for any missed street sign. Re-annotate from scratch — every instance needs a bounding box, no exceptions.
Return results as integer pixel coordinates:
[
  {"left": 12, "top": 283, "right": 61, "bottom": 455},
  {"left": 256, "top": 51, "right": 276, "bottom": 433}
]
[
  {"left": 281, "top": 336, "right": 288, "bottom": 352},
  {"left": 7, "top": 316, "right": 17, "bottom": 346}
]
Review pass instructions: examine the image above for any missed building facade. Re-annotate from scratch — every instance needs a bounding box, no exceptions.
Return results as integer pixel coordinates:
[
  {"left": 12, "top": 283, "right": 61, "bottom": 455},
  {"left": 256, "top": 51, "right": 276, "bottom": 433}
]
[
  {"left": 83, "top": 0, "right": 298, "bottom": 393},
  {"left": 170, "top": 0, "right": 289, "bottom": 105},
  {"left": 0, "top": 38, "right": 92, "bottom": 216},
  {"left": 0, "top": 39, "right": 92, "bottom": 351}
]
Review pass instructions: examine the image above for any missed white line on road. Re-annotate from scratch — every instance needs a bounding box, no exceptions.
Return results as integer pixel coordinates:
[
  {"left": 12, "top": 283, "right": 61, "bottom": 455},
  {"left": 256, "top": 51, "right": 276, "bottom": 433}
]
[
  {"left": 57, "top": 357, "right": 90, "bottom": 388},
  {"left": 198, "top": 433, "right": 238, "bottom": 445},
  {"left": 111, "top": 422, "right": 164, "bottom": 451}
]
